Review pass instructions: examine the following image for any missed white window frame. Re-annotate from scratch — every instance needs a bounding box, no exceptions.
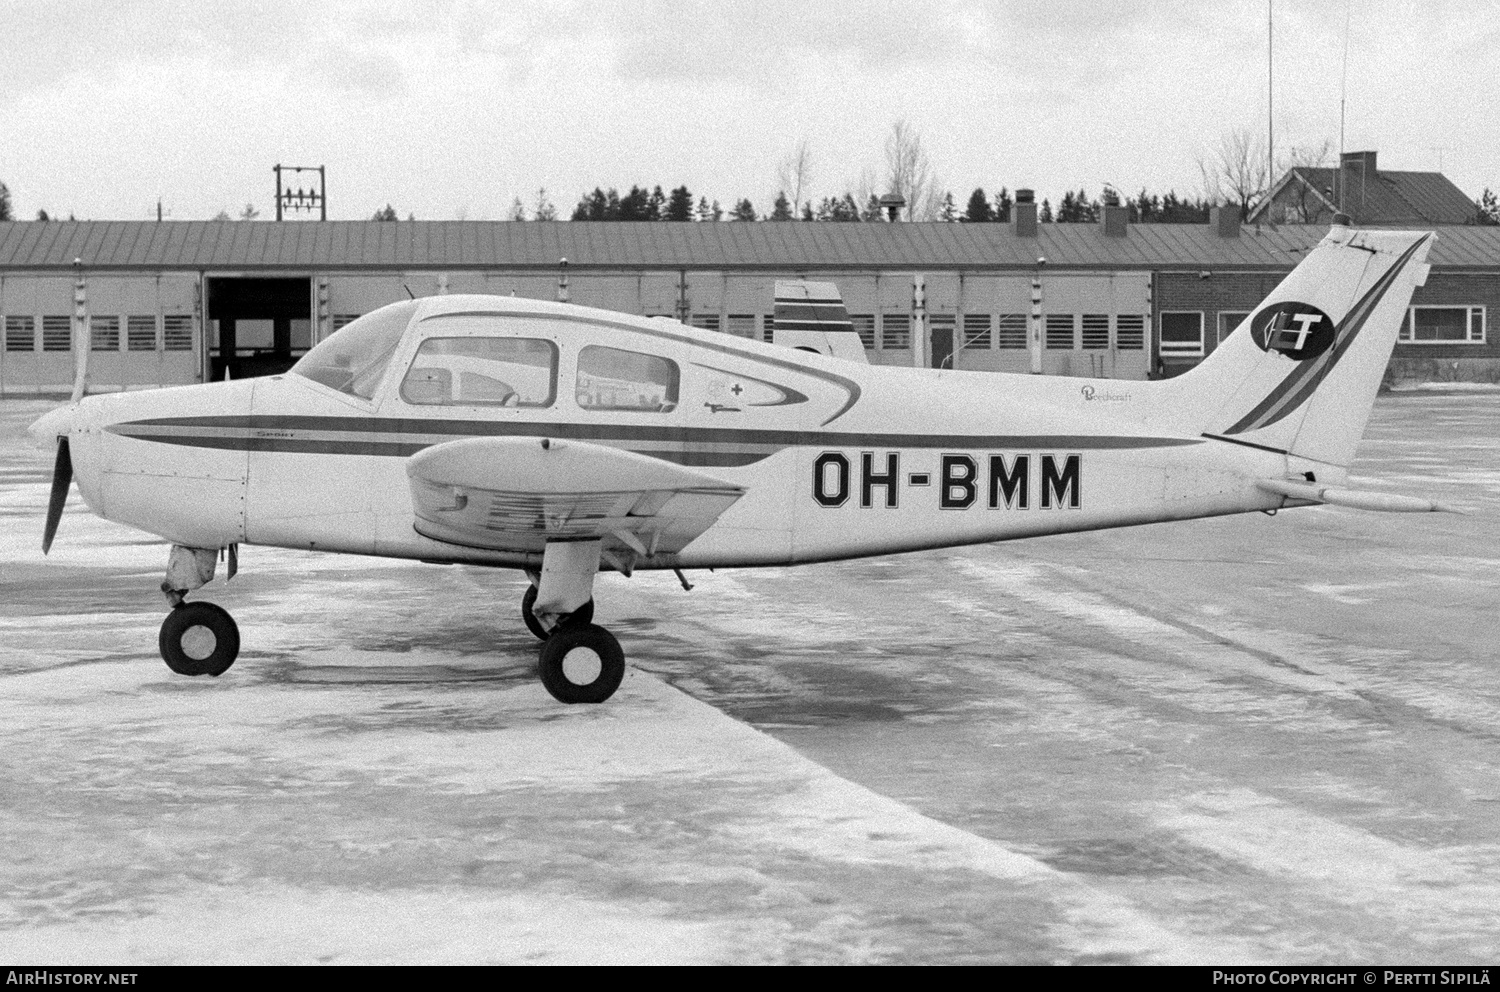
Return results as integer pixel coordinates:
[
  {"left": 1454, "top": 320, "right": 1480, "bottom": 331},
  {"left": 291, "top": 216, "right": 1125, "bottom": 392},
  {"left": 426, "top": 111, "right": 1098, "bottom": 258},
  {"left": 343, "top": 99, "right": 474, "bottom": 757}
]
[
  {"left": 1159, "top": 311, "right": 1205, "bottom": 358},
  {"left": 1401, "top": 306, "right": 1486, "bottom": 345},
  {"left": 1217, "top": 311, "right": 1251, "bottom": 345}
]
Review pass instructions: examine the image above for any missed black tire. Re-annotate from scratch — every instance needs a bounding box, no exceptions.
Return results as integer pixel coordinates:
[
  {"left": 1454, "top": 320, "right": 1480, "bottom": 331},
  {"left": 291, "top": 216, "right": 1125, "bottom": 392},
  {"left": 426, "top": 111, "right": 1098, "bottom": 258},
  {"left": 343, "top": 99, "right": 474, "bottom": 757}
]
[
  {"left": 537, "top": 623, "right": 625, "bottom": 704},
  {"left": 159, "top": 602, "right": 240, "bottom": 677},
  {"left": 521, "top": 585, "right": 594, "bottom": 641}
]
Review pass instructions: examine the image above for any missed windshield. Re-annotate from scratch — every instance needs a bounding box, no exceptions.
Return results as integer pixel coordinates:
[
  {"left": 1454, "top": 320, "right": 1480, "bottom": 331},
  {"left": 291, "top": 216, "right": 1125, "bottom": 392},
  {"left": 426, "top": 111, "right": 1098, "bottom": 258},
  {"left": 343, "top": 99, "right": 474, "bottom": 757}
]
[{"left": 291, "top": 300, "right": 420, "bottom": 398}]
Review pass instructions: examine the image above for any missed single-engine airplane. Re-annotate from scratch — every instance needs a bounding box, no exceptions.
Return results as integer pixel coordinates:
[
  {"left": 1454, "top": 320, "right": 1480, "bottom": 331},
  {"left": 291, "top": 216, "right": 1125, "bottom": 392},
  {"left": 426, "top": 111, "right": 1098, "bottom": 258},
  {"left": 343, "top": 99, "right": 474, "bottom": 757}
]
[{"left": 29, "top": 225, "right": 1453, "bottom": 703}]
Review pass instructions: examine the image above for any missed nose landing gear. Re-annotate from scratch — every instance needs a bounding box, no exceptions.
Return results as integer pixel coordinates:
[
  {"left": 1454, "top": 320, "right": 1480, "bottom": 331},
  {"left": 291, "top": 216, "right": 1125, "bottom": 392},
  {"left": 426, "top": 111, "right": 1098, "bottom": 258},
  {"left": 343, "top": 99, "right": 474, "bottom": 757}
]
[{"left": 157, "top": 543, "right": 239, "bottom": 677}]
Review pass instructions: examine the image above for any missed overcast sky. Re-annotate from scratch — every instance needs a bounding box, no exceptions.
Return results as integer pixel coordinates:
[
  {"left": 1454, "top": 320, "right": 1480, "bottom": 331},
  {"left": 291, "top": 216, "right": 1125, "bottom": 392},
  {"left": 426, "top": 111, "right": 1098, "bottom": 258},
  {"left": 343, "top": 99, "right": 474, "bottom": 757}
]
[{"left": 2, "top": 0, "right": 1496, "bottom": 221}]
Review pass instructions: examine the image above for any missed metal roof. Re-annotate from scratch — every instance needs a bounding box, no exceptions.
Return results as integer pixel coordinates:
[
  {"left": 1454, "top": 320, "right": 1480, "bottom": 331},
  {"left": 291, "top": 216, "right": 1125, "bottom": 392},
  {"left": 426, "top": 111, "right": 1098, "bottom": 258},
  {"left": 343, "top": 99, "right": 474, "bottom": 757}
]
[
  {"left": 1254, "top": 166, "right": 1478, "bottom": 228},
  {"left": 1, "top": 219, "right": 1497, "bottom": 273}
]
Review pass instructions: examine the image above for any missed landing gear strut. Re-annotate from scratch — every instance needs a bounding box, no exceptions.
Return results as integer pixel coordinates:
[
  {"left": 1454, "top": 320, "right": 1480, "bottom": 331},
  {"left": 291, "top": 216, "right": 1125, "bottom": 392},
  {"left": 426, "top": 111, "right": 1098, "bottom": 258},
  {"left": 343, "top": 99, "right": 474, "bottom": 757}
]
[
  {"left": 520, "top": 584, "right": 593, "bottom": 640},
  {"left": 158, "top": 544, "right": 240, "bottom": 677},
  {"left": 525, "top": 540, "right": 624, "bottom": 703}
]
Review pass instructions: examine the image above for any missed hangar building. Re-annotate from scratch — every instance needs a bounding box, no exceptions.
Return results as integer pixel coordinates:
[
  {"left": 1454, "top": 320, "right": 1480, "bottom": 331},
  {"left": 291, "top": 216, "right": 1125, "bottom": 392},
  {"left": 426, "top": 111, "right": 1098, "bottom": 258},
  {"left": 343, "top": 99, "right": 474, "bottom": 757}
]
[{"left": 1, "top": 204, "right": 1497, "bottom": 395}]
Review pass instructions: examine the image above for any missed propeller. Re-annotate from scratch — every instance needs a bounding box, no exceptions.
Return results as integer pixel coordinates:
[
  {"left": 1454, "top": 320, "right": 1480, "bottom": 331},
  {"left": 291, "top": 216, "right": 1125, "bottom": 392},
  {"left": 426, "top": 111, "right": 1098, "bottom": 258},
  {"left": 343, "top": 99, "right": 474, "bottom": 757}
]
[{"left": 42, "top": 436, "right": 73, "bottom": 555}]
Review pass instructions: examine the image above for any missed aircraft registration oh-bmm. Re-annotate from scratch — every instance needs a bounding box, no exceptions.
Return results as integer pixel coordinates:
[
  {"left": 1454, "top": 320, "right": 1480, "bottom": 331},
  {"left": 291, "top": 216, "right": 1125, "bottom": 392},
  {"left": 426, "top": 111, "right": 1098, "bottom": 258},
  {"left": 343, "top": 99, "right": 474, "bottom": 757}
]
[{"left": 30, "top": 225, "right": 1455, "bottom": 703}]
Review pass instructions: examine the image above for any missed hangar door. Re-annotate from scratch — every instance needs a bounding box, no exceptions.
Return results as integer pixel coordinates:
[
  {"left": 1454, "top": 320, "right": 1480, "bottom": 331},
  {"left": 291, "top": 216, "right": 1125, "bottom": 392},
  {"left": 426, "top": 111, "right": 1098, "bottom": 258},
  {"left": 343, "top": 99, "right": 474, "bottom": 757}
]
[{"left": 207, "top": 277, "right": 312, "bottom": 381}]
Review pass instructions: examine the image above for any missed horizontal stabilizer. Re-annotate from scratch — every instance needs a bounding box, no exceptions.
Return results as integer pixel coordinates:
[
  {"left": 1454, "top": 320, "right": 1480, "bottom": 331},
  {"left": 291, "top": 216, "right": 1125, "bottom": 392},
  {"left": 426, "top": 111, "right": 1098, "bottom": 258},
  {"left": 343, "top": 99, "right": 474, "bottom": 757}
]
[
  {"left": 1256, "top": 478, "right": 1460, "bottom": 514},
  {"left": 406, "top": 436, "right": 745, "bottom": 558}
]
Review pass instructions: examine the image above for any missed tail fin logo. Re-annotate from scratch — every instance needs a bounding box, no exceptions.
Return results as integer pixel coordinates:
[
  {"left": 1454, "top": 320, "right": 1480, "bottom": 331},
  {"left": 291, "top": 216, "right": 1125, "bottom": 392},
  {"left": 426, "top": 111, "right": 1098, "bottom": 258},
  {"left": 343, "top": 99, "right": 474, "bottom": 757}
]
[{"left": 1250, "top": 303, "right": 1336, "bottom": 361}]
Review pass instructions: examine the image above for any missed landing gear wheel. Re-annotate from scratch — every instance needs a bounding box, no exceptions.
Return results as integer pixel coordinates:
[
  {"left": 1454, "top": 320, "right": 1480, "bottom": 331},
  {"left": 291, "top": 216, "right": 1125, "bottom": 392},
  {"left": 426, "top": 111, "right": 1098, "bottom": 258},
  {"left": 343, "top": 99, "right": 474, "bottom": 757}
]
[
  {"left": 537, "top": 623, "right": 625, "bottom": 704},
  {"left": 521, "top": 585, "right": 594, "bottom": 641},
  {"left": 159, "top": 602, "right": 240, "bottom": 677}
]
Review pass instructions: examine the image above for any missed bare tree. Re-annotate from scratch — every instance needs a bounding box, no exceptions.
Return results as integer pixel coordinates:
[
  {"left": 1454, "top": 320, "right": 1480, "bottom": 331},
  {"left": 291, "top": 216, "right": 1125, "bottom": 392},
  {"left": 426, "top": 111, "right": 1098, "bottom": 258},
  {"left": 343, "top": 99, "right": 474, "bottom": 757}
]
[
  {"left": 1198, "top": 128, "right": 1271, "bottom": 221},
  {"left": 238, "top": 203, "right": 260, "bottom": 221},
  {"left": 533, "top": 188, "right": 557, "bottom": 221},
  {"left": 884, "top": 120, "right": 939, "bottom": 220},
  {"left": 777, "top": 138, "right": 815, "bottom": 218},
  {"left": 509, "top": 197, "right": 527, "bottom": 221},
  {"left": 1275, "top": 139, "right": 1337, "bottom": 223}
]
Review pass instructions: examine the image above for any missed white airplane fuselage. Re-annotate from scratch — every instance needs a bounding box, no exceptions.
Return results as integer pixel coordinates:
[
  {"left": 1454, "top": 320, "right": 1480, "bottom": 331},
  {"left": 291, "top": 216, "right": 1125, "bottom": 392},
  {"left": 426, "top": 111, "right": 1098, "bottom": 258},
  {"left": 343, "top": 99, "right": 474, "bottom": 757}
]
[{"left": 61, "top": 302, "right": 1299, "bottom": 572}]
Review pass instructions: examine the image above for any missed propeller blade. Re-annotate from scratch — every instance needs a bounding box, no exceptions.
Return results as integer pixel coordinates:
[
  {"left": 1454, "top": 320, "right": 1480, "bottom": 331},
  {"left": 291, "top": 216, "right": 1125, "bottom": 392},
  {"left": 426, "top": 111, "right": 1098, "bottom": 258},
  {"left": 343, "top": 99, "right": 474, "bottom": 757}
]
[{"left": 42, "top": 437, "right": 72, "bottom": 555}]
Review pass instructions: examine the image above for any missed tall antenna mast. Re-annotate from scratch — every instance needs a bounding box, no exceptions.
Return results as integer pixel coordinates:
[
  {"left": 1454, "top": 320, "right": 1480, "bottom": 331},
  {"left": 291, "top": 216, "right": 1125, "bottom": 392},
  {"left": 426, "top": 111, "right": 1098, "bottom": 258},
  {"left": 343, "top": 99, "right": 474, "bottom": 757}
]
[
  {"left": 1339, "top": 0, "right": 1351, "bottom": 213},
  {"left": 1268, "top": 0, "right": 1274, "bottom": 201}
]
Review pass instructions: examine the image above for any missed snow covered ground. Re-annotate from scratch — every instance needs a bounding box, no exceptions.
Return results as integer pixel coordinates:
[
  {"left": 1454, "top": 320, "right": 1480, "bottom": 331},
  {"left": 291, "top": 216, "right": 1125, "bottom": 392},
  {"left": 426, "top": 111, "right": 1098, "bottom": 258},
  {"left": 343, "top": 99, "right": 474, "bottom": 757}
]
[{"left": 1, "top": 394, "right": 1498, "bottom": 964}]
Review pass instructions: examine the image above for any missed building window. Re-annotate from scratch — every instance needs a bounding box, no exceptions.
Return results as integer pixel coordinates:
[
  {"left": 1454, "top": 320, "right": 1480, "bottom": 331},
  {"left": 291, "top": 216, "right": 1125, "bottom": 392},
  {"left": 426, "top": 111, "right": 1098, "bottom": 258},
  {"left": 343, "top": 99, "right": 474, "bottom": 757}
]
[
  {"left": 402, "top": 336, "right": 558, "bottom": 408},
  {"left": 1218, "top": 311, "right": 1250, "bottom": 344},
  {"left": 881, "top": 313, "right": 910, "bottom": 349},
  {"left": 1116, "top": 314, "right": 1145, "bottom": 350},
  {"left": 1044, "top": 313, "right": 1075, "bottom": 349},
  {"left": 996, "top": 313, "right": 1027, "bottom": 349},
  {"left": 4, "top": 315, "right": 36, "bottom": 352},
  {"left": 1159, "top": 312, "right": 1205, "bottom": 358},
  {"left": 962, "top": 313, "right": 992, "bottom": 349},
  {"left": 1402, "top": 306, "right": 1485, "bottom": 344},
  {"left": 42, "top": 316, "right": 71, "bottom": 352},
  {"left": 332, "top": 314, "right": 360, "bottom": 332},
  {"left": 726, "top": 314, "right": 756, "bottom": 339},
  {"left": 1081, "top": 314, "right": 1110, "bottom": 350},
  {"left": 576, "top": 345, "right": 679, "bottom": 412},
  {"left": 127, "top": 315, "right": 158, "bottom": 352},
  {"left": 691, "top": 313, "right": 721, "bottom": 333},
  {"left": 163, "top": 314, "right": 194, "bottom": 351},
  {"left": 849, "top": 314, "right": 875, "bottom": 349},
  {"left": 90, "top": 316, "right": 120, "bottom": 352},
  {"left": 761, "top": 314, "right": 775, "bottom": 342}
]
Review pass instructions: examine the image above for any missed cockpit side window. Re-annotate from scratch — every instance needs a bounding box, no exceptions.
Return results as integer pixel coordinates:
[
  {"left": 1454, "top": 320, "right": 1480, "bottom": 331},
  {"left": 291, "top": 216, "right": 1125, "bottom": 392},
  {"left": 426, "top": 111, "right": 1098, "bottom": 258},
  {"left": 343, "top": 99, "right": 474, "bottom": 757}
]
[
  {"left": 401, "top": 337, "right": 558, "bottom": 408},
  {"left": 291, "top": 300, "right": 420, "bottom": 399},
  {"left": 576, "top": 345, "right": 679, "bottom": 412}
]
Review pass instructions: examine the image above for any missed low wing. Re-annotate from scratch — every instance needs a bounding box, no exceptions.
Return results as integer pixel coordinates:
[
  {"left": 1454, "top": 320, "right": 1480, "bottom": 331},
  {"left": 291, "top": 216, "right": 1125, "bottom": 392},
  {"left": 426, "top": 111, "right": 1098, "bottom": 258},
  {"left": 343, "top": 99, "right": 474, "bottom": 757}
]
[
  {"left": 1256, "top": 478, "right": 1460, "bottom": 514},
  {"left": 406, "top": 436, "right": 746, "bottom": 564}
]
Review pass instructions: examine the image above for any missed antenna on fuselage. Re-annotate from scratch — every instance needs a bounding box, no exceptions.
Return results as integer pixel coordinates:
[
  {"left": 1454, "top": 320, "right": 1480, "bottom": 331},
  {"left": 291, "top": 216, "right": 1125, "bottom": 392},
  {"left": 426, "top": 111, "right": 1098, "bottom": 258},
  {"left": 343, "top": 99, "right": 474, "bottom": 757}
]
[{"left": 403, "top": 284, "right": 415, "bottom": 300}]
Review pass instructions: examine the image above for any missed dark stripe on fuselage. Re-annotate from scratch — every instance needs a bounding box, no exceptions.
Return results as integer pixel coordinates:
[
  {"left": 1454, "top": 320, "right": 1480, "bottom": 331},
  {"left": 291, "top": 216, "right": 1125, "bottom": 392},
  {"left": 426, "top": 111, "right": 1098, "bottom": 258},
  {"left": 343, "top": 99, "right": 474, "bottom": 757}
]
[{"left": 107, "top": 414, "right": 1205, "bottom": 459}]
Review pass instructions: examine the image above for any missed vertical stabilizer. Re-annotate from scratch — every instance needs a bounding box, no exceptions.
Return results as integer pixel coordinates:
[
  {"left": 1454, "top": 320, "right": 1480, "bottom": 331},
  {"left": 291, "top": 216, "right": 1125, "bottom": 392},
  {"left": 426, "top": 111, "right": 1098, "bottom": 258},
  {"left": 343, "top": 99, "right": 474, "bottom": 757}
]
[
  {"left": 1148, "top": 227, "right": 1432, "bottom": 469},
  {"left": 772, "top": 280, "right": 869, "bottom": 363}
]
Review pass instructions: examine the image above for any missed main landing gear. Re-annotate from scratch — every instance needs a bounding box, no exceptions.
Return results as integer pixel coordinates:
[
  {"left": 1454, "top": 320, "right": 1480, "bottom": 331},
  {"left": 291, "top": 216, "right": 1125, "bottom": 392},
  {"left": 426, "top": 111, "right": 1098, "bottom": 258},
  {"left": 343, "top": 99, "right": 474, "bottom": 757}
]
[
  {"left": 157, "top": 545, "right": 240, "bottom": 678},
  {"left": 524, "top": 539, "right": 625, "bottom": 704}
]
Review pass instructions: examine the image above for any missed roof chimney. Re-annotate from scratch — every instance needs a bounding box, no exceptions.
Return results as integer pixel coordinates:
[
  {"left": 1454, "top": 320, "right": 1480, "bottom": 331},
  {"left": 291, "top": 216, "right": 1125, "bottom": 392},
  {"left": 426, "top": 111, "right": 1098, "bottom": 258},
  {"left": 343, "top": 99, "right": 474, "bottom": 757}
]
[
  {"left": 1210, "top": 205, "right": 1240, "bottom": 238},
  {"left": 1100, "top": 188, "right": 1127, "bottom": 237},
  {"left": 1013, "top": 188, "right": 1037, "bottom": 237},
  {"left": 1341, "top": 150, "right": 1377, "bottom": 177},
  {"left": 878, "top": 192, "right": 906, "bottom": 222}
]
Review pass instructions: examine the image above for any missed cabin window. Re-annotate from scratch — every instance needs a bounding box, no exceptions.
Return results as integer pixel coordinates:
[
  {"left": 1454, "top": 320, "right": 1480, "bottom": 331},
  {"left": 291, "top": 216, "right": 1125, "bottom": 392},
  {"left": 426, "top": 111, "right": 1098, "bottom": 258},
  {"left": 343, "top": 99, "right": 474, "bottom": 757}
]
[
  {"left": 292, "top": 300, "right": 418, "bottom": 398},
  {"left": 401, "top": 336, "right": 558, "bottom": 408},
  {"left": 576, "top": 345, "right": 679, "bottom": 412},
  {"left": 1159, "top": 311, "right": 1205, "bottom": 358},
  {"left": 1401, "top": 306, "right": 1485, "bottom": 344}
]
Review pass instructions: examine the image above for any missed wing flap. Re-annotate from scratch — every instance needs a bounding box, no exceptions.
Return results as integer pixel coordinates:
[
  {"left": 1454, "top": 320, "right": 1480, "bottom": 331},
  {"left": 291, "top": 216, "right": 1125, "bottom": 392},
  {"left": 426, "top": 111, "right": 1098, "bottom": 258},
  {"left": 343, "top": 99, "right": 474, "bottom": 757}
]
[{"left": 407, "top": 436, "right": 746, "bottom": 556}]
